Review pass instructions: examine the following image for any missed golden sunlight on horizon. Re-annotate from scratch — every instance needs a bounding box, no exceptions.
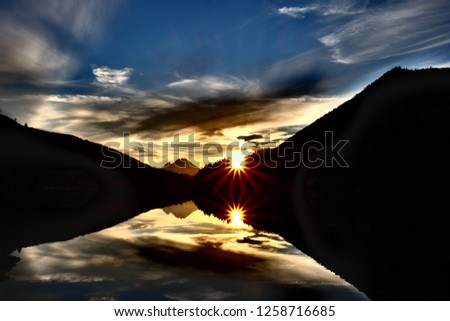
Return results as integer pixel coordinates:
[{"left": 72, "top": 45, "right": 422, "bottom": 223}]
[
  {"left": 229, "top": 207, "right": 245, "bottom": 226},
  {"left": 230, "top": 151, "right": 246, "bottom": 171}
]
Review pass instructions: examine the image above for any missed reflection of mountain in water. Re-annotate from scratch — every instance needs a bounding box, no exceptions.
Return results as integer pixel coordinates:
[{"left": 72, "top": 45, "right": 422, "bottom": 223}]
[
  {"left": 194, "top": 68, "right": 450, "bottom": 300},
  {"left": 162, "top": 201, "right": 198, "bottom": 219}
]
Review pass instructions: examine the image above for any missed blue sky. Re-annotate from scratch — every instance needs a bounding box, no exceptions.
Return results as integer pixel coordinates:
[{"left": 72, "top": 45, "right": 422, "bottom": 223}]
[{"left": 1, "top": 0, "right": 450, "bottom": 165}]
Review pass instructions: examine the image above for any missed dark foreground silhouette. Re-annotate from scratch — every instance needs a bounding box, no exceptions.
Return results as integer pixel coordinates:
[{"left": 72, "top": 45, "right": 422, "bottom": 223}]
[
  {"left": 0, "top": 116, "right": 192, "bottom": 278},
  {"left": 194, "top": 67, "right": 450, "bottom": 300}
]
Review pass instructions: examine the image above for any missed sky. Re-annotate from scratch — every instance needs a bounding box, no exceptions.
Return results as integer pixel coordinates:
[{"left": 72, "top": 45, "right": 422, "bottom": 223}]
[{"left": 1, "top": 0, "right": 450, "bottom": 166}]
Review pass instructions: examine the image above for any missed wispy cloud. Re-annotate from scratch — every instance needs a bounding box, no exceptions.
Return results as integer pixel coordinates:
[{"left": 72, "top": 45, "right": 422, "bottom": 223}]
[
  {"left": 167, "top": 75, "right": 261, "bottom": 99},
  {"left": 319, "top": 0, "right": 450, "bottom": 64},
  {"left": 277, "top": 1, "right": 367, "bottom": 18},
  {"left": 92, "top": 66, "right": 134, "bottom": 86},
  {"left": 277, "top": 6, "right": 318, "bottom": 18},
  {"left": 0, "top": 14, "right": 74, "bottom": 86},
  {"left": 44, "top": 94, "right": 124, "bottom": 104},
  {"left": 23, "top": 0, "right": 121, "bottom": 40},
  {"left": 0, "top": 0, "right": 120, "bottom": 88}
]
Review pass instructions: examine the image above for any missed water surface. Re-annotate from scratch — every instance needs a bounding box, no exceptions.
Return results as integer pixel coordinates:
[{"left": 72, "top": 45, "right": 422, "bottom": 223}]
[{"left": 0, "top": 204, "right": 366, "bottom": 300}]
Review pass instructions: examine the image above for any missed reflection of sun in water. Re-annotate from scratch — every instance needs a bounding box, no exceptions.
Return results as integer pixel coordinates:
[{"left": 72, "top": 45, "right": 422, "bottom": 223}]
[
  {"left": 230, "top": 152, "right": 245, "bottom": 170},
  {"left": 229, "top": 207, "right": 245, "bottom": 226}
]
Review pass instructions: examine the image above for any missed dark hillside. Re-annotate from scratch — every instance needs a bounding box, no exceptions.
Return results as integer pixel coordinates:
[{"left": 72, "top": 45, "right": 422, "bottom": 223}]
[
  {"left": 0, "top": 115, "right": 192, "bottom": 277},
  {"left": 194, "top": 67, "right": 450, "bottom": 300}
]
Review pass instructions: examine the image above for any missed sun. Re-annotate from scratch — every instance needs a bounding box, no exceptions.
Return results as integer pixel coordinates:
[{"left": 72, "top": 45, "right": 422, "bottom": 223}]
[
  {"left": 230, "top": 151, "right": 246, "bottom": 170},
  {"left": 229, "top": 207, "right": 245, "bottom": 226}
]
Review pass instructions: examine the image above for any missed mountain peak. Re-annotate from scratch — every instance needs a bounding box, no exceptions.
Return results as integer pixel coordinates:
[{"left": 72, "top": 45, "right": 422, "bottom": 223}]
[{"left": 163, "top": 158, "right": 199, "bottom": 177}]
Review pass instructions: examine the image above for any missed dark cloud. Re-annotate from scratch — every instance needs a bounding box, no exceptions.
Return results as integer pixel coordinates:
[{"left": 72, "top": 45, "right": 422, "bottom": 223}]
[
  {"left": 137, "top": 99, "right": 273, "bottom": 137},
  {"left": 237, "top": 125, "right": 308, "bottom": 148},
  {"left": 235, "top": 232, "right": 301, "bottom": 254},
  {"left": 237, "top": 236, "right": 264, "bottom": 245},
  {"left": 81, "top": 97, "right": 279, "bottom": 140},
  {"left": 268, "top": 70, "right": 328, "bottom": 98},
  {"left": 237, "top": 134, "right": 264, "bottom": 141},
  {"left": 262, "top": 49, "right": 332, "bottom": 96},
  {"left": 85, "top": 119, "right": 129, "bottom": 133},
  {"left": 274, "top": 125, "right": 308, "bottom": 136}
]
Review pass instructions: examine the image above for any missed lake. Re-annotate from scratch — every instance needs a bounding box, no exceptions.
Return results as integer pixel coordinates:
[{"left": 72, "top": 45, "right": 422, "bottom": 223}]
[{"left": 0, "top": 202, "right": 366, "bottom": 300}]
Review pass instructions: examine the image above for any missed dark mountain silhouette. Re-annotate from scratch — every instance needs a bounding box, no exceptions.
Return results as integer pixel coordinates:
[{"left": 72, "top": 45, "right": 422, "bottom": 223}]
[
  {"left": 0, "top": 115, "right": 192, "bottom": 278},
  {"left": 163, "top": 158, "right": 199, "bottom": 177},
  {"left": 193, "top": 67, "right": 450, "bottom": 300}
]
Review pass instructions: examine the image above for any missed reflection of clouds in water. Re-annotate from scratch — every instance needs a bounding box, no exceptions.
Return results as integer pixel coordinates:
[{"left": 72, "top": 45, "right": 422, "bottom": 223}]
[
  {"left": 127, "top": 222, "right": 154, "bottom": 231},
  {"left": 135, "top": 237, "right": 266, "bottom": 273},
  {"left": 236, "top": 232, "right": 300, "bottom": 255},
  {"left": 2, "top": 208, "right": 367, "bottom": 300}
]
